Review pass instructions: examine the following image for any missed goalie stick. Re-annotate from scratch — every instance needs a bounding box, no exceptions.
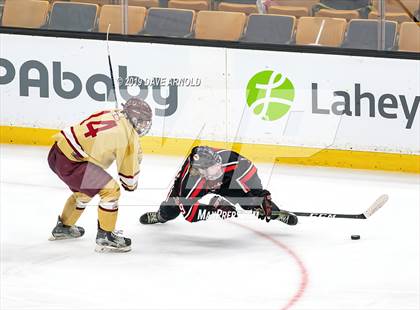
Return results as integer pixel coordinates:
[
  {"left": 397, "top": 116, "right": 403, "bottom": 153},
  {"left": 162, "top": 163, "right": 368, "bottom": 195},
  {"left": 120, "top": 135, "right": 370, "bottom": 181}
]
[{"left": 272, "top": 194, "right": 389, "bottom": 219}]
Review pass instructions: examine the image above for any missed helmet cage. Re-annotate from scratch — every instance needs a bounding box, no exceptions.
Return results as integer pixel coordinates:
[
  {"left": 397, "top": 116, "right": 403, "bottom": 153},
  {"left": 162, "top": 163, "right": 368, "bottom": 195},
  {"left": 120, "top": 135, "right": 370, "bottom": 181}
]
[
  {"left": 197, "top": 163, "right": 223, "bottom": 181},
  {"left": 131, "top": 118, "right": 152, "bottom": 137}
]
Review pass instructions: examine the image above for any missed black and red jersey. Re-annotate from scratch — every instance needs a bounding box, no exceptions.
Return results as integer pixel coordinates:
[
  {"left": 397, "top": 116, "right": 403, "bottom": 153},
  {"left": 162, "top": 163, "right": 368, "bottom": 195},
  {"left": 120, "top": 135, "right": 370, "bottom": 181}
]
[{"left": 164, "top": 147, "right": 265, "bottom": 222}]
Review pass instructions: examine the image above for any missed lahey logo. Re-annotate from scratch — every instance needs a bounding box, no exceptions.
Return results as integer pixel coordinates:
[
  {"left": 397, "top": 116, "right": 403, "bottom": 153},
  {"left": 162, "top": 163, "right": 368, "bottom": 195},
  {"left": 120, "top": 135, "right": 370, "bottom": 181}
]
[
  {"left": 245, "top": 69, "right": 419, "bottom": 129},
  {"left": 246, "top": 70, "right": 295, "bottom": 121}
]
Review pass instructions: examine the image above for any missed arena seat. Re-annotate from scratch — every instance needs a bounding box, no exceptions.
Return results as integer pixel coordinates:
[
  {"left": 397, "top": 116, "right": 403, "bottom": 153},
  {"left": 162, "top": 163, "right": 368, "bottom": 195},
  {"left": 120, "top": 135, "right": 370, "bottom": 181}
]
[
  {"left": 295, "top": 16, "right": 347, "bottom": 47},
  {"left": 98, "top": 5, "right": 146, "bottom": 34},
  {"left": 267, "top": 6, "right": 309, "bottom": 18},
  {"left": 398, "top": 22, "right": 420, "bottom": 52},
  {"left": 2, "top": 0, "right": 49, "bottom": 29},
  {"left": 217, "top": 2, "right": 259, "bottom": 15},
  {"left": 241, "top": 14, "right": 296, "bottom": 44},
  {"left": 368, "top": 11, "right": 413, "bottom": 23},
  {"left": 168, "top": 0, "right": 209, "bottom": 11},
  {"left": 315, "top": 8, "right": 360, "bottom": 20},
  {"left": 67, "top": 0, "right": 158, "bottom": 7},
  {"left": 128, "top": 0, "right": 160, "bottom": 8},
  {"left": 141, "top": 8, "right": 195, "bottom": 37},
  {"left": 268, "top": 0, "right": 319, "bottom": 12},
  {"left": 194, "top": 10, "right": 246, "bottom": 41},
  {"left": 313, "top": 0, "right": 371, "bottom": 18},
  {"left": 48, "top": 2, "right": 99, "bottom": 31},
  {"left": 372, "top": 0, "right": 419, "bottom": 15},
  {"left": 341, "top": 19, "right": 398, "bottom": 50},
  {"left": 70, "top": 0, "right": 112, "bottom": 5}
]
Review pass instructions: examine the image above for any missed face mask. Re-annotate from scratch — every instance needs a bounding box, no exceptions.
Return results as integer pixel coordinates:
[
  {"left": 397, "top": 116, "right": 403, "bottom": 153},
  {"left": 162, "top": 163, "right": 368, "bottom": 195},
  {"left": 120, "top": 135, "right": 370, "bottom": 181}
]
[
  {"left": 198, "top": 163, "right": 223, "bottom": 181},
  {"left": 135, "top": 119, "right": 152, "bottom": 136}
]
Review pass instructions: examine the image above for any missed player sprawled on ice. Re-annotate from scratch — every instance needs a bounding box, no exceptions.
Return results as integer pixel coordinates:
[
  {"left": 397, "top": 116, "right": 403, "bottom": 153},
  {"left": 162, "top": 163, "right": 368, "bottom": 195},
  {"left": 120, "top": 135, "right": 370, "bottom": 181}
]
[
  {"left": 140, "top": 146, "right": 298, "bottom": 225},
  {"left": 48, "top": 98, "right": 152, "bottom": 252}
]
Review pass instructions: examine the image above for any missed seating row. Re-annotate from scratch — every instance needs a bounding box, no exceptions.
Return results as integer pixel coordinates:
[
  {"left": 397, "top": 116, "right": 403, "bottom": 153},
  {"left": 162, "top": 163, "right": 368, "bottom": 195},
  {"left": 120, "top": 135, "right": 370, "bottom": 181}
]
[
  {"left": 217, "top": 0, "right": 418, "bottom": 23},
  {"left": 6, "top": 0, "right": 420, "bottom": 21},
  {"left": 1, "top": 1, "right": 419, "bottom": 51},
  {"left": 66, "top": 0, "right": 419, "bottom": 21}
]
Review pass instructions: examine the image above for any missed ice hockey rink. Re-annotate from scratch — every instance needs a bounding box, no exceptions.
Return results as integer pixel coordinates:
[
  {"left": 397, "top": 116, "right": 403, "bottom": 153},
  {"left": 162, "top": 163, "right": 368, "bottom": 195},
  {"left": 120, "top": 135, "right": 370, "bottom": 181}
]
[{"left": 0, "top": 144, "right": 419, "bottom": 310}]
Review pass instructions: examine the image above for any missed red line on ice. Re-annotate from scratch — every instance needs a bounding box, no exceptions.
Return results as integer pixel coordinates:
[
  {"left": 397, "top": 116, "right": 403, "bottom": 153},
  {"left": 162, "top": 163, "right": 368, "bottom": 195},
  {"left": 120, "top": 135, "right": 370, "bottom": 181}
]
[{"left": 232, "top": 222, "right": 308, "bottom": 310}]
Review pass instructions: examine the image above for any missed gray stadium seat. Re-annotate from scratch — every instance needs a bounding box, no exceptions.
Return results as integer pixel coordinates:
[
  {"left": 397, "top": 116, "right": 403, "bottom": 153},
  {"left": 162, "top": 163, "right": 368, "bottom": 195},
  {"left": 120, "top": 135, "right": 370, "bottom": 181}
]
[
  {"left": 314, "top": 0, "right": 371, "bottom": 18},
  {"left": 341, "top": 19, "right": 398, "bottom": 50},
  {"left": 0, "top": 4, "right": 4, "bottom": 23},
  {"left": 48, "top": 2, "right": 99, "bottom": 32},
  {"left": 141, "top": 8, "right": 195, "bottom": 38},
  {"left": 241, "top": 14, "right": 296, "bottom": 44},
  {"left": 318, "top": 0, "right": 371, "bottom": 10}
]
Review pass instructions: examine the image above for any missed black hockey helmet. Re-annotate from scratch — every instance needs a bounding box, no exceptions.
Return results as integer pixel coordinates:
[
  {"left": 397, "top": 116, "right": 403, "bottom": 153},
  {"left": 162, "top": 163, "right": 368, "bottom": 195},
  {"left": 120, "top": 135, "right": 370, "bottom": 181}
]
[
  {"left": 190, "top": 146, "right": 223, "bottom": 181},
  {"left": 190, "top": 146, "right": 222, "bottom": 169},
  {"left": 122, "top": 98, "right": 152, "bottom": 136}
]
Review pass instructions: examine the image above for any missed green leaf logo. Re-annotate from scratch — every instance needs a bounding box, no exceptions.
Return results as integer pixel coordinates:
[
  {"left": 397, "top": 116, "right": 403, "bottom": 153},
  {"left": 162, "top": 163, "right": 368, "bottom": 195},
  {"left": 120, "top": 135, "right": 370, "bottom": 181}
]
[{"left": 246, "top": 70, "right": 295, "bottom": 121}]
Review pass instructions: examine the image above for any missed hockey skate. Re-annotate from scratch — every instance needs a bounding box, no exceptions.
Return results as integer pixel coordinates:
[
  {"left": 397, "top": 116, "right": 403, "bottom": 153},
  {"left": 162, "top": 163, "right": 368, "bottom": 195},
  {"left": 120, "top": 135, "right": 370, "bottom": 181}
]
[
  {"left": 95, "top": 228, "right": 131, "bottom": 253},
  {"left": 49, "top": 216, "right": 85, "bottom": 241},
  {"left": 139, "top": 211, "right": 165, "bottom": 225}
]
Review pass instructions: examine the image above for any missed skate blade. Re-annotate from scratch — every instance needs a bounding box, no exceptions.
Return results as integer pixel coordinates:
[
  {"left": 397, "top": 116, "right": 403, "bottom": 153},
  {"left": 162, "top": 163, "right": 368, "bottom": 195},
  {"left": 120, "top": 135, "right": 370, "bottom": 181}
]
[
  {"left": 94, "top": 244, "right": 131, "bottom": 253},
  {"left": 48, "top": 236, "right": 74, "bottom": 241},
  {"left": 49, "top": 235, "right": 80, "bottom": 241}
]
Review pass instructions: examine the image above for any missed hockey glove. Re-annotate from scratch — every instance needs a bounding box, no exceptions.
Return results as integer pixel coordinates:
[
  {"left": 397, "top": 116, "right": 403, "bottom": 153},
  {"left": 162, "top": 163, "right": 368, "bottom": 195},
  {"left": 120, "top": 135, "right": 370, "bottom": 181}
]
[
  {"left": 209, "top": 196, "right": 238, "bottom": 220},
  {"left": 255, "top": 190, "right": 272, "bottom": 222}
]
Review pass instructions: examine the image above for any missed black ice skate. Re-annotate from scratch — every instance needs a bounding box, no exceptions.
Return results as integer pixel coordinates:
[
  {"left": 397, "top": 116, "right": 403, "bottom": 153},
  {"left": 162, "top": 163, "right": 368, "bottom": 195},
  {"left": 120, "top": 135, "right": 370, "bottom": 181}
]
[
  {"left": 139, "top": 212, "right": 165, "bottom": 225},
  {"left": 49, "top": 216, "right": 85, "bottom": 241},
  {"left": 95, "top": 228, "right": 131, "bottom": 253},
  {"left": 273, "top": 210, "right": 298, "bottom": 226}
]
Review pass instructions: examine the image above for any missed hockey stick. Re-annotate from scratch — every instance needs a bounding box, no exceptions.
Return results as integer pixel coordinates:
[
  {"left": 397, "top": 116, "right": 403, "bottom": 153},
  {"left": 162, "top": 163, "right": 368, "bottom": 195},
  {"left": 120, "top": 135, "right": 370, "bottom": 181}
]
[
  {"left": 272, "top": 194, "right": 389, "bottom": 219},
  {"left": 314, "top": 19, "right": 325, "bottom": 45},
  {"left": 106, "top": 24, "right": 118, "bottom": 109}
]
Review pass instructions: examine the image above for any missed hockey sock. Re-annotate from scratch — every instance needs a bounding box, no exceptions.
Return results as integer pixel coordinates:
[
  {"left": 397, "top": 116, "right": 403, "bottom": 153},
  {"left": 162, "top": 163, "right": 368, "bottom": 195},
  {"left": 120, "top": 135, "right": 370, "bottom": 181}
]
[
  {"left": 61, "top": 193, "right": 90, "bottom": 226},
  {"left": 98, "top": 201, "right": 118, "bottom": 231},
  {"left": 97, "top": 180, "right": 121, "bottom": 231}
]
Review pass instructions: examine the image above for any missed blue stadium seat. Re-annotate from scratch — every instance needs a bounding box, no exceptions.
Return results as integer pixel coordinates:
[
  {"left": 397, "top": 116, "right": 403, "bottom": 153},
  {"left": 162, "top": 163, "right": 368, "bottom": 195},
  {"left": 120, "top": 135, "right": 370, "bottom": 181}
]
[
  {"left": 141, "top": 8, "right": 195, "bottom": 38},
  {"left": 48, "top": 2, "right": 99, "bottom": 32},
  {"left": 341, "top": 19, "right": 398, "bottom": 50},
  {"left": 241, "top": 14, "right": 296, "bottom": 44}
]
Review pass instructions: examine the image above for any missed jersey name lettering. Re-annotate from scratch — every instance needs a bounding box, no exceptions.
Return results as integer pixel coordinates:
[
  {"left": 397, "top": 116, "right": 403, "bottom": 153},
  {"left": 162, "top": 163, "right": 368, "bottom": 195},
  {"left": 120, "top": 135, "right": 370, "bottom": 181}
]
[{"left": 197, "top": 209, "right": 210, "bottom": 221}]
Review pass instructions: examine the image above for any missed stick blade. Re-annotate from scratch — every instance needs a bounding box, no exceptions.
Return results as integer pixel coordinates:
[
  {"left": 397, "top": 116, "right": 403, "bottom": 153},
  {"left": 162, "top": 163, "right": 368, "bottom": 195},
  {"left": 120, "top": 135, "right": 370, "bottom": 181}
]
[{"left": 363, "top": 194, "right": 389, "bottom": 218}]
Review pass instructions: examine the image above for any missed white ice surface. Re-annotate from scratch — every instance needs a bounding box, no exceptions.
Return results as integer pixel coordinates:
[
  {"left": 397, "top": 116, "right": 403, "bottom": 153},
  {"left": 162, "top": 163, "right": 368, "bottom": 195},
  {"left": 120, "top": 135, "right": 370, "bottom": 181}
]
[{"left": 0, "top": 144, "right": 419, "bottom": 310}]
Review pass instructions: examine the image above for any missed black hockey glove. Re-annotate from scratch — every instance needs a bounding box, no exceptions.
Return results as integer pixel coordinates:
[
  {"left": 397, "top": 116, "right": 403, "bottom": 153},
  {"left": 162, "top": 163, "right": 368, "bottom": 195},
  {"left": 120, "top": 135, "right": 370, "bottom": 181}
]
[
  {"left": 209, "top": 196, "right": 238, "bottom": 220},
  {"left": 255, "top": 190, "right": 272, "bottom": 222}
]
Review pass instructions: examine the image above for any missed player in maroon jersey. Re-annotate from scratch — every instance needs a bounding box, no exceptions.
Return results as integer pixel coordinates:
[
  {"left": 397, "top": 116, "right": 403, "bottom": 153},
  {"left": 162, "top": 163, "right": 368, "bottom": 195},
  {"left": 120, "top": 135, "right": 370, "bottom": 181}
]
[{"left": 140, "top": 146, "right": 298, "bottom": 225}]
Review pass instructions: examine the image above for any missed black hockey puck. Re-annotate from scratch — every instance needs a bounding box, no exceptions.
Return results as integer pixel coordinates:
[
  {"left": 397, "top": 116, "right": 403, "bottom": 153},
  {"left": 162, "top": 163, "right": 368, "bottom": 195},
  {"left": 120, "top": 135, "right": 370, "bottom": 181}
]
[{"left": 351, "top": 235, "right": 361, "bottom": 240}]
